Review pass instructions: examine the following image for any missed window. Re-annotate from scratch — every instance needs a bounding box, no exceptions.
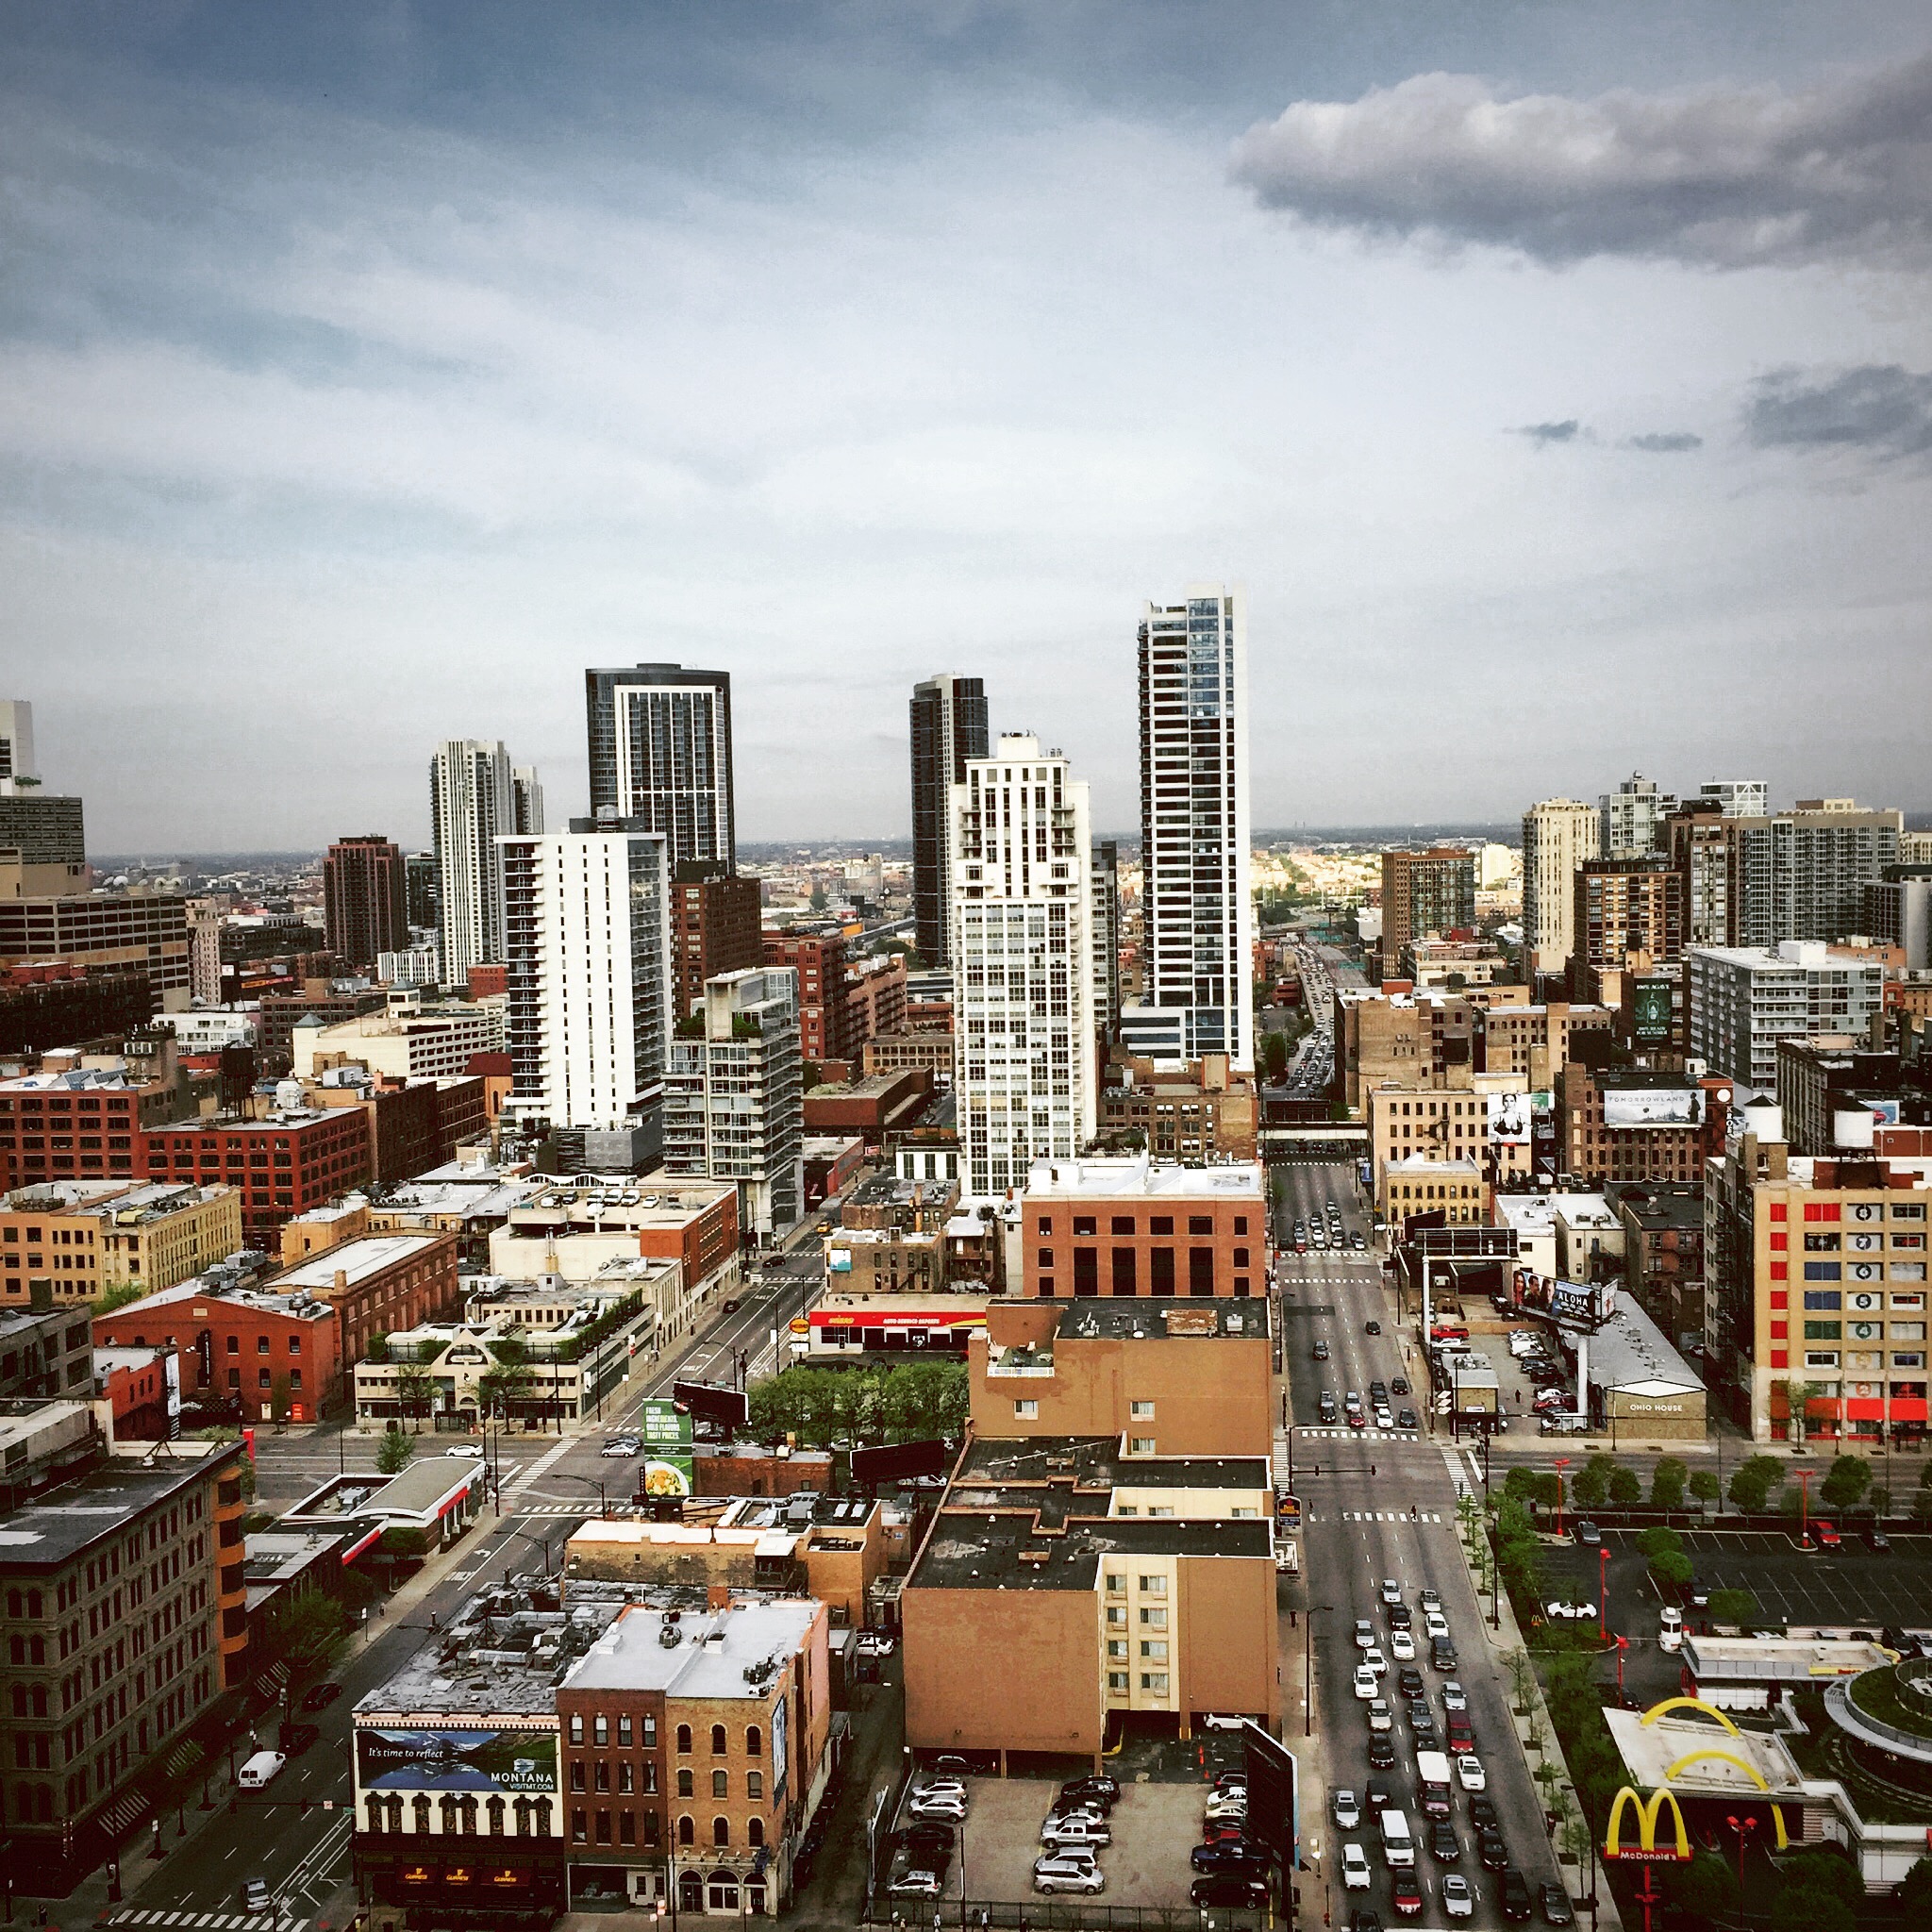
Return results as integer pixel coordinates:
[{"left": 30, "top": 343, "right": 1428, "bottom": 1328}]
[
  {"left": 1150, "top": 1216, "right": 1173, "bottom": 1236},
  {"left": 569, "top": 1715, "right": 585, "bottom": 1744},
  {"left": 593, "top": 1716, "right": 608, "bottom": 1746},
  {"left": 1140, "top": 1641, "right": 1169, "bottom": 1660},
  {"left": 713, "top": 1816, "right": 731, "bottom": 1847},
  {"left": 1138, "top": 1574, "right": 1167, "bottom": 1594},
  {"left": 570, "top": 1764, "right": 587, "bottom": 1793},
  {"left": 677, "top": 1816, "right": 693, "bottom": 1846},
  {"left": 1105, "top": 1573, "right": 1124, "bottom": 1594},
  {"left": 1110, "top": 1249, "right": 1137, "bottom": 1294},
  {"left": 1802, "top": 1291, "right": 1841, "bottom": 1310},
  {"left": 1187, "top": 1216, "right": 1211, "bottom": 1235},
  {"left": 745, "top": 1724, "right": 762, "bottom": 1757},
  {"left": 1129, "top": 1400, "right": 1155, "bottom": 1419},
  {"left": 1073, "top": 1248, "right": 1098, "bottom": 1296},
  {"left": 571, "top": 1808, "right": 588, "bottom": 1843},
  {"left": 1140, "top": 1672, "right": 1170, "bottom": 1693},
  {"left": 710, "top": 1724, "right": 727, "bottom": 1756},
  {"left": 676, "top": 1724, "right": 691, "bottom": 1753},
  {"left": 1128, "top": 1436, "right": 1155, "bottom": 1454},
  {"left": 1106, "top": 1606, "right": 1125, "bottom": 1626},
  {"left": 1803, "top": 1352, "right": 1840, "bottom": 1368},
  {"left": 1073, "top": 1216, "right": 1095, "bottom": 1236},
  {"left": 676, "top": 1768, "right": 693, "bottom": 1798},
  {"left": 1188, "top": 1249, "right": 1215, "bottom": 1295},
  {"left": 1150, "top": 1249, "right": 1174, "bottom": 1296},
  {"left": 1803, "top": 1263, "right": 1842, "bottom": 1282},
  {"left": 1234, "top": 1216, "right": 1248, "bottom": 1235},
  {"left": 1110, "top": 1216, "right": 1134, "bottom": 1236},
  {"left": 712, "top": 1770, "right": 728, "bottom": 1798},
  {"left": 618, "top": 1715, "right": 632, "bottom": 1747},
  {"left": 1014, "top": 1399, "right": 1038, "bottom": 1419},
  {"left": 1139, "top": 1607, "right": 1168, "bottom": 1628},
  {"left": 1036, "top": 1216, "right": 1052, "bottom": 1234},
  {"left": 1108, "top": 1671, "right": 1130, "bottom": 1691},
  {"left": 746, "top": 1769, "right": 762, "bottom": 1800}
]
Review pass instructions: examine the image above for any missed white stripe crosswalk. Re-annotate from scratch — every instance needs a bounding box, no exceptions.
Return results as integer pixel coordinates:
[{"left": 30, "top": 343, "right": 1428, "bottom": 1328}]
[
  {"left": 1302, "top": 1510, "right": 1444, "bottom": 1524},
  {"left": 122, "top": 1912, "right": 307, "bottom": 1930},
  {"left": 1295, "top": 1427, "right": 1418, "bottom": 1441}
]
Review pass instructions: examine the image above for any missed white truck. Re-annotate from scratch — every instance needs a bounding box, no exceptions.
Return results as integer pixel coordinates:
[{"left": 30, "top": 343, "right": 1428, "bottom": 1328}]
[
  {"left": 1414, "top": 1751, "right": 1454, "bottom": 1819},
  {"left": 1380, "top": 1807, "right": 1416, "bottom": 1869}
]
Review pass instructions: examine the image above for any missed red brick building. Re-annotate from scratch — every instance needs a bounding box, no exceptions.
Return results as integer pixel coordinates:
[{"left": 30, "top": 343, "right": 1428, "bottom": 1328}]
[
  {"left": 1020, "top": 1157, "right": 1267, "bottom": 1299},
  {"left": 139, "top": 1107, "right": 371, "bottom": 1247},
  {"left": 673, "top": 864, "right": 764, "bottom": 1019},
  {"left": 761, "top": 931, "right": 846, "bottom": 1064}
]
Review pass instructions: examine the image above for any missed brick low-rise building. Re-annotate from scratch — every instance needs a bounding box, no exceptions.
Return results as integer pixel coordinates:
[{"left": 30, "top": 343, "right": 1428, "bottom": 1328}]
[
  {"left": 139, "top": 1106, "right": 372, "bottom": 1247},
  {"left": 1020, "top": 1157, "right": 1266, "bottom": 1300},
  {"left": 1555, "top": 1064, "right": 1731, "bottom": 1188}
]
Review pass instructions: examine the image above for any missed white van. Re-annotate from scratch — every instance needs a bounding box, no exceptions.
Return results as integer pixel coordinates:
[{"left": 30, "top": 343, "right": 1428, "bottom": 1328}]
[
  {"left": 1657, "top": 1606, "right": 1684, "bottom": 1653},
  {"left": 1379, "top": 1807, "right": 1415, "bottom": 1868},
  {"left": 238, "top": 1751, "right": 287, "bottom": 1789}
]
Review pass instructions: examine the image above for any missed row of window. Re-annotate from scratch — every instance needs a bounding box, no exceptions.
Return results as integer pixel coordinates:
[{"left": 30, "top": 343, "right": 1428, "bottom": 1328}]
[
  {"left": 567, "top": 1715, "right": 761, "bottom": 1757},
  {"left": 1039, "top": 1213, "right": 1247, "bottom": 1237}
]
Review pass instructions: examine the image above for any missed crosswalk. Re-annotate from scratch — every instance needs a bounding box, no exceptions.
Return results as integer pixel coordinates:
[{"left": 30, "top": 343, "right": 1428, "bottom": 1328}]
[
  {"left": 517, "top": 1501, "right": 595, "bottom": 1517},
  {"left": 1337, "top": 1509, "right": 1445, "bottom": 1524},
  {"left": 1296, "top": 1426, "right": 1419, "bottom": 1441},
  {"left": 110, "top": 1912, "right": 308, "bottom": 1931}
]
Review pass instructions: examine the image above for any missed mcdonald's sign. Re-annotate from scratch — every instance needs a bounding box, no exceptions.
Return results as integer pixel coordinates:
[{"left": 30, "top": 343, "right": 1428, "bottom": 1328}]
[{"left": 1603, "top": 1786, "right": 1691, "bottom": 1863}]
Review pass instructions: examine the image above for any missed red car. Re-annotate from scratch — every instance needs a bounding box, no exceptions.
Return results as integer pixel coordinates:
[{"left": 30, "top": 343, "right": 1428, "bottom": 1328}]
[
  {"left": 1805, "top": 1520, "right": 1841, "bottom": 1550},
  {"left": 1202, "top": 1821, "right": 1250, "bottom": 1845},
  {"left": 1391, "top": 1873, "right": 1424, "bottom": 1916}
]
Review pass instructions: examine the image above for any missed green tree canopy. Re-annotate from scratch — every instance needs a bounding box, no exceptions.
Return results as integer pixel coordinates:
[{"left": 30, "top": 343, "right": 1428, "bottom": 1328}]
[
  {"left": 1667, "top": 1850, "right": 1740, "bottom": 1923},
  {"left": 1707, "top": 1588, "right": 1759, "bottom": 1629},
  {"left": 1776, "top": 1852, "right": 1863, "bottom": 1909},
  {"left": 94, "top": 1282, "right": 144, "bottom": 1315},
  {"left": 1571, "top": 1455, "right": 1616, "bottom": 1508},
  {"left": 1894, "top": 1857, "right": 1932, "bottom": 1913},
  {"left": 271, "top": 1590, "right": 346, "bottom": 1718},
  {"left": 1818, "top": 1455, "right": 1873, "bottom": 1511},
  {"left": 1607, "top": 1466, "right": 1642, "bottom": 1506},
  {"left": 1689, "top": 1468, "right": 1720, "bottom": 1507},
  {"left": 375, "top": 1429, "right": 415, "bottom": 1474},
  {"left": 1636, "top": 1525, "right": 1684, "bottom": 1561},
  {"left": 1650, "top": 1549, "right": 1693, "bottom": 1589},
  {"left": 1770, "top": 1887, "right": 1854, "bottom": 1932},
  {"left": 1650, "top": 1457, "right": 1688, "bottom": 1508},
  {"left": 1728, "top": 1454, "right": 1785, "bottom": 1512}
]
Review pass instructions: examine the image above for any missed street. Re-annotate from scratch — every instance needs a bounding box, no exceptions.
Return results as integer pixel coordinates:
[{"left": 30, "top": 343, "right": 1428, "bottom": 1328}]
[
  {"left": 1277, "top": 1161, "right": 1570, "bottom": 1932},
  {"left": 81, "top": 1230, "right": 834, "bottom": 1932}
]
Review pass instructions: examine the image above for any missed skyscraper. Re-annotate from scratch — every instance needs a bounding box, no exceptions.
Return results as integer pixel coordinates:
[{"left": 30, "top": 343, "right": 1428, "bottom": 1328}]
[
  {"left": 1091, "top": 838, "right": 1122, "bottom": 1041},
  {"left": 1600, "top": 774, "right": 1676, "bottom": 858},
  {"left": 951, "top": 733, "right": 1093, "bottom": 1194},
  {"left": 324, "top": 836, "right": 408, "bottom": 969},
  {"left": 584, "top": 664, "right": 735, "bottom": 872},
  {"left": 909, "top": 675, "right": 989, "bottom": 966},
  {"left": 429, "top": 740, "right": 537, "bottom": 982},
  {"left": 0, "top": 697, "right": 85, "bottom": 892},
  {"left": 1521, "top": 801, "right": 1599, "bottom": 974},
  {"left": 498, "top": 818, "right": 672, "bottom": 1167},
  {"left": 1129, "top": 587, "right": 1254, "bottom": 1072}
]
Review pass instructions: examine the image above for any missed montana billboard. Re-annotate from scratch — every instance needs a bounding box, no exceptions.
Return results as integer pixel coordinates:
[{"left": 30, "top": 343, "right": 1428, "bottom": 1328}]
[{"left": 356, "top": 1725, "right": 559, "bottom": 1793}]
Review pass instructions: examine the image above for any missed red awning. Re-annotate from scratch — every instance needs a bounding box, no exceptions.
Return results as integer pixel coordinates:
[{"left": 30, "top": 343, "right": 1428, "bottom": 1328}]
[
  {"left": 1843, "top": 1398, "right": 1886, "bottom": 1421},
  {"left": 1889, "top": 1398, "right": 1929, "bottom": 1422}
]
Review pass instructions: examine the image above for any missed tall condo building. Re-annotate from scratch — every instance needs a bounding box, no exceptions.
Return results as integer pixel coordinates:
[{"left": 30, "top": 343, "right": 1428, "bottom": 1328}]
[
  {"left": 498, "top": 819, "right": 672, "bottom": 1168},
  {"left": 1131, "top": 587, "right": 1254, "bottom": 1071},
  {"left": 1600, "top": 774, "right": 1676, "bottom": 858},
  {"left": 909, "top": 675, "right": 990, "bottom": 966},
  {"left": 0, "top": 697, "right": 86, "bottom": 894},
  {"left": 1699, "top": 780, "right": 1769, "bottom": 819},
  {"left": 429, "top": 740, "right": 540, "bottom": 983},
  {"left": 1522, "top": 801, "right": 1600, "bottom": 974},
  {"left": 324, "top": 836, "right": 408, "bottom": 968},
  {"left": 951, "top": 733, "right": 1093, "bottom": 1194},
  {"left": 1723, "top": 802, "right": 1903, "bottom": 949},
  {"left": 1379, "top": 847, "right": 1477, "bottom": 970},
  {"left": 585, "top": 663, "right": 735, "bottom": 873},
  {"left": 664, "top": 967, "right": 804, "bottom": 1239},
  {"left": 1091, "top": 838, "right": 1122, "bottom": 1041}
]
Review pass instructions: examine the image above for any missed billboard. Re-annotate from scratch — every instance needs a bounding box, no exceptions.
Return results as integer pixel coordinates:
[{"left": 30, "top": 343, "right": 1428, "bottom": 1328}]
[
  {"left": 1515, "top": 1271, "right": 1614, "bottom": 1329},
  {"left": 826, "top": 1247, "right": 854, "bottom": 1274},
  {"left": 850, "top": 1438, "right": 952, "bottom": 1485},
  {"left": 674, "top": 1380, "right": 751, "bottom": 1428},
  {"left": 638, "top": 1399, "right": 693, "bottom": 1494},
  {"left": 1241, "top": 1723, "right": 1298, "bottom": 1867},
  {"left": 1631, "top": 979, "right": 1674, "bottom": 1045},
  {"left": 1486, "top": 1091, "right": 1532, "bottom": 1146},
  {"left": 356, "top": 1725, "right": 559, "bottom": 1793}
]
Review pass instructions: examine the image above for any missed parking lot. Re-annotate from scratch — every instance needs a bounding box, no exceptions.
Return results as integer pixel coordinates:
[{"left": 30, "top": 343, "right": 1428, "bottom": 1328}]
[
  {"left": 885, "top": 1774, "right": 1223, "bottom": 1911},
  {"left": 1543, "top": 1524, "right": 1932, "bottom": 1636}
]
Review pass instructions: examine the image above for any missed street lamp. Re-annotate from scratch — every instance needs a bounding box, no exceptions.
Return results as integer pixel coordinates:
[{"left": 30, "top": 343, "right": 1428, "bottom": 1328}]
[
  {"left": 1724, "top": 1812, "right": 1758, "bottom": 1907},
  {"left": 1305, "top": 1606, "right": 1333, "bottom": 1739},
  {"left": 505, "top": 1525, "right": 552, "bottom": 1578},
  {"left": 1598, "top": 1547, "right": 1610, "bottom": 1641},
  {"left": 558, "top": 1472, "right": 609, "bottom": 1516},
  {"left": 1794, "top": 1465, "right": 1814, "bottom": 1547}
]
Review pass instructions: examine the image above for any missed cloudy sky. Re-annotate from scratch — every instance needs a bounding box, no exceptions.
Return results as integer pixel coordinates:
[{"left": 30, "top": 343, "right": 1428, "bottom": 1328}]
[{"left": 5, "top": 2, "right": 1931, "bottom": 852}]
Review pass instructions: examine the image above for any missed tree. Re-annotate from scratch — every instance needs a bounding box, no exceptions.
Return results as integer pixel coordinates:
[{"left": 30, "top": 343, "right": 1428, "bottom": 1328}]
[
  {"left": 1777, "top": 1852, "right": 1862, "bottom": 1909},
  {"left": 1894, "top": 1857, "right": 1932, "bottom": 1914},
  {"left": 1264, "top": 1033, "right": 1289, "bottom": 1083},
  {"left": 1506, "top": 1468, "right": 1560, "bottom": 1510},
  {"left": 478, "top": 1332, "right": 535, "bottom": 1420},
  {"left": 1651, "top": 1457, "right": 1687, "bottom": 1509},
  {"left": 365, "top": 1332, "right": 391, "bottom": 1365},
  {"left": 1607, "top": 1466, "right": 1642, "bottom": 1506},
  {"left": 1636, "top": 1525, "right": 1684, "bottom": 1562},
  {"left": 1572, "top": 1455, "right": 1615, "bottom": 1508},
  {"left": 271, "top": 1590, "right": 346, "bottom": 1721},
  {"left": 375, "top": 1429, "right": 415, "bottom": 1474},
  {"left": 1689, "top": 1468, "right": 1720, "bottom": 1513},
  {"left": 394, "top": 1360, "right": 436, "bottom": 1432},
  {"left": 1818, "top": 1455, "right": 1872, "bottom": 1512},
  {"left": 1651, "top": 1549, "right": 1693, "bottom": 1590},
  {"left": 1771, "top": 1888, "right": 1854, "bottom": 1932},
  {"left": 94, "top": 1282, "right": 144, "bottom": 1315},
  {"left": 1668, "top": 1850, "right": 1740, "bottom": 1923},
  {"left": 1728, "top": 1454, "right": 1785, "bottom": 1513},
  {"left": 1707, "top": 1588, "right": 1759, "bottom": 1630}
]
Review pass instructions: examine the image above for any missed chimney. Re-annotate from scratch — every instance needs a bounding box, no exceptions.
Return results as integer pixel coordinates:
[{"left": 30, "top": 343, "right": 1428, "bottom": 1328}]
[
  {"left": 707, "top": 1584, "right": 732, "bottom": 1611},
  {"left": 333, "top": 1270, "right": 348, "bottom": 1294}
]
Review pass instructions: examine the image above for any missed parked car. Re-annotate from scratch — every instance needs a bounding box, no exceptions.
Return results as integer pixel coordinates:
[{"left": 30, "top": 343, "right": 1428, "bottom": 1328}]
[
  {"left": 1204, "top": 1799, "right": 1249, "bottom": 1825},
  {"left": 909, "top": 1792, "right": 967, "bottom": 1822},
  {"left": 1574, "top": 1521, "right": 1601, "bottom": 1545},
  {"left": 1192, "top": 1840, "right": 1269, "bottom": 1874},
  {"left": 1035, "top": 1857, "right": 1104, "bottom": 1895},
  {"left": 1342, "top": 1842, "right": 1374, "bottom": 1890},
  {"left": 1867, "top": 1524, "right": 1892, "bottom": 1553},
  {"left": 1442, "top": 1874, "right": 1475, "bottom": 1919},
  {"left": 1501, "top": 1870, "right": 1534, "bottom": 1921},
  {"left": 1041, "top": 1816, "right": 1109, "bottom": 1850},
  {"left": 276, "top": 1722, "right": 320, "bottom": 1757},
  {"left": 899, "top": 1823, "right": 955, "bottom": 1857},
  {"left": 889, "top": 1869, "right": 943, "bottom": 1899},
  {"left": 1199, "top": 1711, "right": 1248, "bottom": 1731},
  {"left": 1541, "top": 1881, "right": 1575, "bottom": 1925},
  {"left": 1804, "top": 1520, "right": 1841, "bottom": 1550},
  {"left": 1060, "top": 1774, "right": 1120, "bottom": 1807},
  {"left": 856, "top": 1631, "right": 896, "bottom": 1657},
  {"left": 1193, "top": 1875, "right": 1271, "bottom": 1907},
  {"left": 300, "top": 1681, "right": 343, "bottom": 1710}
]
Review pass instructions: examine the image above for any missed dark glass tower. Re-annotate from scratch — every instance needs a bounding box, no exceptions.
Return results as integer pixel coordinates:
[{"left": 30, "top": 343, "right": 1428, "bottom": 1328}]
[{"left": 909, "top": 675, "right": 989, "bottom": 967}]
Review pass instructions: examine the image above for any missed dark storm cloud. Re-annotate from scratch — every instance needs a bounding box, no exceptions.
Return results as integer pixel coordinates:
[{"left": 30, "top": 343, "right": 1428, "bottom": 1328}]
[
  {"left": 1624, "top": 431, "right": 1704, "bottom": 452},
  {"left": 1744, "top": 364, "right": 1932, "bottom": 458},
  {"left": 1512, "top": 420, "right": 1582, "bottom": 446},
  {"left": 1229, "top": 51, "right": 1932, "bottom": 268}
]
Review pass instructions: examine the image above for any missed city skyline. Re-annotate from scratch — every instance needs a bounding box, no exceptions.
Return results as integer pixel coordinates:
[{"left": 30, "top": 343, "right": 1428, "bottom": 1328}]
[{"left": 5, "top": 6, "right": 1930, "bottom": 849}]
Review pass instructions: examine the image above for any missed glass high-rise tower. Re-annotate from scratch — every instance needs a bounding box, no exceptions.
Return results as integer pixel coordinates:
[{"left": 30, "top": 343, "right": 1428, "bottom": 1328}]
[
  {"left": 909, "top": 675, "right": 989, "bottom": 966},
  {"left": 585, "top": 663, "right": 735, "bottom": 873}
]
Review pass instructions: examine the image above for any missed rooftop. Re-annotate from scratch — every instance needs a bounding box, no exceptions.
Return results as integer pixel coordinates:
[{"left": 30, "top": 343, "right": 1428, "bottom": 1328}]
[
  {"left": 952, "top": 1436, "right": 1270, "bottom": 1493},
  {"left": 95, "top": 1274, "right": 334, "bottom": 1324},
  {"left": 1682, "top": 1635, "right": 1895, "bottom": 1682},
  {"left": 1584, "top": 1295, "right": 1703, "bottom": 1395},
  {"left": 1053, "top": 1299, "right": 1271, "bottom": 1342},
  {"left": 1609, "top": 1183, "right": 1705, "bottom": 1233},
  {"left": 1021, "top": 1156, "right": 1263, "bottom": 1200},
  {"left": 912, "top": 1509, "right": 1271, "bottom": 1591},
  {"left": 560, "top": 1597, "right": 821, "bottom": 1698},
  {"left": 1601, "top": 1708, "right": 1806, "bottom": 1796},
  {"left": 0, "top": 1439, "right": 239, "bottom": 1571},
  {"left": 275, "top": 1233, "right": 445, "bottom": 1290},
  {"left": 357, "top": 1598, "right": 626, "bottom": 1717}
]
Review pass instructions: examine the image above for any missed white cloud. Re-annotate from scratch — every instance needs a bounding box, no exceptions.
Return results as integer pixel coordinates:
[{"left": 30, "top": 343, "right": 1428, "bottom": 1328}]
[{"left": 1230, "top": 53, "right": 1932, "bottom": 268}]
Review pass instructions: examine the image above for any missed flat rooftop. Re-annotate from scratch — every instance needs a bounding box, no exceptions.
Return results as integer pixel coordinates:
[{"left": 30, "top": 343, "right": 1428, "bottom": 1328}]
[
  {"left": 0, "top": 1441, "right": 235, "bottom": 1571},
  {"left": 913, "top": 1510, "right": 1271, "bottom": 1591},
  {"left": 1683, "top": 1635, "right": 1895, "bottom": 1682},
  {"left": 1584, "top": 1295, "right": 1702, "bottom": 1395},
  {"left": 953, "top": 1435, "right": 1269, "bottom": 1494},
  {"left": 1602, "top": 1708, "right": 1806, "bottom": 1796},
  {"left": 275, "top": 1233, "right": 444, "bottom": 1289},
  {"left": 357, "top": 1601, "right": 626, "bottom": 1718},
  {"left": 561, "top": 1598, "right": 821, "bottom": 1698},
  {"left": 1609, "top": 1183, "right": 1704, "bottom": 1232},
  {"left": 1053, "top": 1299, "right": 1271, "bottom": 1341},
  {"left": 1021, "top": 1157, "right": 1263, "bottom": 1200}
]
